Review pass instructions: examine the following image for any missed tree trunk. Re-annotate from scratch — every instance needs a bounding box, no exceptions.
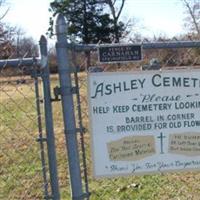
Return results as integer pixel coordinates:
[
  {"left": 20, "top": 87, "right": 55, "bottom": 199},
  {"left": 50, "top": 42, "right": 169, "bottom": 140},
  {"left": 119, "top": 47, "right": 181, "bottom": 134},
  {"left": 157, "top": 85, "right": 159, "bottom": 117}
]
[
  {"left": 114, "top": 19, "right": 120, "bottom": 43},
  {"left": 85, "top": 51, "right": 91, "bottom": 69}
]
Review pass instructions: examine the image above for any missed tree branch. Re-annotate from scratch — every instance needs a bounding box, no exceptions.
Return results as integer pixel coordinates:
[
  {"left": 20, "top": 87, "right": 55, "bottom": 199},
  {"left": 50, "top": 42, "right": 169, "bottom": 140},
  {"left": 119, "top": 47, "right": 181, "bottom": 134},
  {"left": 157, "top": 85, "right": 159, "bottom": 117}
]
[
  {"left": 105, "top": 0, "right": 126, "bottom": 20},
  {"left": 116, "top": 0, "right": 125, "bottom": 20},
  {"left": 183, "top": 0, "right": 200, "bottom": 35},
  {"left": 106, "top": 0, "right": 116, "bottom": 19},
  {"left": 0, "top": 7, "right": 9, "bottom": 21}
]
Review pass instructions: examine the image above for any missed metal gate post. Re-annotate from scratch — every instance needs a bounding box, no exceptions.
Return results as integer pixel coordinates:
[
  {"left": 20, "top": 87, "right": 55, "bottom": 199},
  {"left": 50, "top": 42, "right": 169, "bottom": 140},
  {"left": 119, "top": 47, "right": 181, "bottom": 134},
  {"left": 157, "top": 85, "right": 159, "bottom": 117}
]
[
  {"left": 39, "top": 36, "right": 60, "bottom": 200},
  {"left": 55, "top": 14, "right": 84, "bottom": 200},
  {"left": 32, "top": 64, "right": 49, "bottom": 199}
]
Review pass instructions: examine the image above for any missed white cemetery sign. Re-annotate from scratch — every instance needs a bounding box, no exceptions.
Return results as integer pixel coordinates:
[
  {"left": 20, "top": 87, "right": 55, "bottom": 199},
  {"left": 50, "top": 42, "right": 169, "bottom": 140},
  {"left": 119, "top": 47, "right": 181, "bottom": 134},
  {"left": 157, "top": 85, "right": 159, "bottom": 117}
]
[{"left": 87, "top": 69, "right": 200, "bottom": 178}]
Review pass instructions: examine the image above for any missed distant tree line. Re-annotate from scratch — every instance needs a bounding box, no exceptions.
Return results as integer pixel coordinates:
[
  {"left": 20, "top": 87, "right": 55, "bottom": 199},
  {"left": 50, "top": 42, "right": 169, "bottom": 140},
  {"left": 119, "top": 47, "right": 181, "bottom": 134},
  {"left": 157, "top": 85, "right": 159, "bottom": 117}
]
[
  {"left": 1, "top": 0, "right": 200, "bottom": 75},
  {"left": 0, "top": 0, "right": 38, "bottom": 59}
]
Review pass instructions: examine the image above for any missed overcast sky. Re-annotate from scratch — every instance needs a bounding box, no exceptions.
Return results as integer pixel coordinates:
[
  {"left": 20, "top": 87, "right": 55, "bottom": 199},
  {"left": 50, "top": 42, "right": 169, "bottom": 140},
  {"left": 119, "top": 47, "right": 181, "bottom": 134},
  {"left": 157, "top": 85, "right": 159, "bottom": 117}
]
[{"left": 3, "top": 0, "right": 186, "bottom": 43}]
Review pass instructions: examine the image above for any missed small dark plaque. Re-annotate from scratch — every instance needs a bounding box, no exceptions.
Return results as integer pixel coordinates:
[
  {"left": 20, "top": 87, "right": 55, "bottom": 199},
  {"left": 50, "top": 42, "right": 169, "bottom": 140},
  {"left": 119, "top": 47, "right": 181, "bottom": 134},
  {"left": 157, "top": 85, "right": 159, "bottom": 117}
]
[{"left": 98, "top": 44, "right": 142, "bottom": 63}]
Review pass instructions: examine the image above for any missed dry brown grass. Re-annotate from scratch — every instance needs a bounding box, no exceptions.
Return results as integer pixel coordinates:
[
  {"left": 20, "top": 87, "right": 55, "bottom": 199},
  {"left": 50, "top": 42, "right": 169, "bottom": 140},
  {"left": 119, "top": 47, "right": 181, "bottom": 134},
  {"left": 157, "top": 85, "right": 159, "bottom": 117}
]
[{"left": 1, "top": 73, "right": 200, "bottom": 200}]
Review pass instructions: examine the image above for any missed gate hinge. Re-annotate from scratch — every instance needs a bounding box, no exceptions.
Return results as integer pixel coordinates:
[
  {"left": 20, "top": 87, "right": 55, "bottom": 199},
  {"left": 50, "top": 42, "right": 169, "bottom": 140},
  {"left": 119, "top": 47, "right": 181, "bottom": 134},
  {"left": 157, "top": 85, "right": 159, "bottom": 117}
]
[
  {"left": 51, "top": 86, "right": 61, "bottom": 102},
  {"left": 53, "top": 85, "right": 78, "bottom": 99},
  {"left": 77, "top": 127, "right": 86, "bottom": 134}
]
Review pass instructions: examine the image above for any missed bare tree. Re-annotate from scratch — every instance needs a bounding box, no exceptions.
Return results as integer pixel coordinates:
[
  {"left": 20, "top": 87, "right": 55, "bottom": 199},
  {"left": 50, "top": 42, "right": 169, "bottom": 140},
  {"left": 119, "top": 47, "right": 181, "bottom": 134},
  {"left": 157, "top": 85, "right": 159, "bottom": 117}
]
[
  {"left": 0, "top": 1, "right": 38, "bottom": 59},
  {"left": 97, "top": 0, "right": 126, "bottom": 42},
  {"left": 183, "top": 0, "right": 200, "bottom": 37},
  {"left": 0, "top": 0, "right": 14, "bottom": 58},
  {"left": 16, "top": 37, "right": 38, "bottom": 58},
  {"left": 0, "top": 0, "right": 9, "bottom": 21},
  {"left": 105, "top": 0, "right": 126, "bottom": 42},
  {"left": 0, "top": 0, "right": 9, "bottom": 42}
]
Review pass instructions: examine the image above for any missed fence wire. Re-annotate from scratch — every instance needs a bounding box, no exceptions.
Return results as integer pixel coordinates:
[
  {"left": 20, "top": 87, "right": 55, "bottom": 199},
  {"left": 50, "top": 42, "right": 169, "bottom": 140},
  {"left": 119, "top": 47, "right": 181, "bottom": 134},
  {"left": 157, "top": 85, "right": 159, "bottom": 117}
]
[
  {"left": 0, "top": 59, "right": 50, "bottom": 199},
  {"left": 1, "top": 36, "right": 200, "bottom": 200},
  {"left": 71, "top": 39, "right": 200, "bottom": 200}
]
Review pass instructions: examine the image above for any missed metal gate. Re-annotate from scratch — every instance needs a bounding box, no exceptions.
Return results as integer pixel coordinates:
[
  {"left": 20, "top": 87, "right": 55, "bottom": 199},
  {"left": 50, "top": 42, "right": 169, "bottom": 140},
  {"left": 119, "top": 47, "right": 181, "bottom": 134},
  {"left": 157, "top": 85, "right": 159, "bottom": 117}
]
[
  {"left": 0, "top": 36, "right": 60, "bottom": 199},
  {"left": 1, "top": 13, "right": 200, "bottom": 200},
  {"left": 53, "top": 14, "right": 200, "bottom": 200}
]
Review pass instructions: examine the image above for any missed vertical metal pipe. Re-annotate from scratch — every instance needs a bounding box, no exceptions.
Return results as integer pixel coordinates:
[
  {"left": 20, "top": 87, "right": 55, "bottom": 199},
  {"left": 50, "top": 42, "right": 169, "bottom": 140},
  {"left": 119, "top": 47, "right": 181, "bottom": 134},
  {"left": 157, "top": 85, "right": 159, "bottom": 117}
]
[
  {"left": 39, "top": 35, "right": 60, "bottom": 200},
  {"left": 71, "top": 49, "right": 89, "bottom": 198},
  {"left": 74, "top": 71, "right": 90, "bottom": 199},
  {"left": 55, "top": 14, "right": 84, "bottom": 200},
  {"left": 33, "top": 65, "right": 49, "bottom": 199}
]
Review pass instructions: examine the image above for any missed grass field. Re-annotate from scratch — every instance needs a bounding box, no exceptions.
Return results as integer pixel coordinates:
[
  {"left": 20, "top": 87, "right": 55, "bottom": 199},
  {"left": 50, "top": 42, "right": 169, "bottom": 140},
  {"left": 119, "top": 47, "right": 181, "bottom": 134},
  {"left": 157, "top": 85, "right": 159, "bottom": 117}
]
[{"left": 0, "top": 73, "right": 200, "bottom": 200}]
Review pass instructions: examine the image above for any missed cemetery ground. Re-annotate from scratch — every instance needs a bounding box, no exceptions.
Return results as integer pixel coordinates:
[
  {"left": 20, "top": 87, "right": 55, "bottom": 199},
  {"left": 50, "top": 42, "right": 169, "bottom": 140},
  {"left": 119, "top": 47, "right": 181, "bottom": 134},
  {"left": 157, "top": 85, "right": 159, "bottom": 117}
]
[{"left": 0, "top": 74, "right": 200, "bottom": 200}]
